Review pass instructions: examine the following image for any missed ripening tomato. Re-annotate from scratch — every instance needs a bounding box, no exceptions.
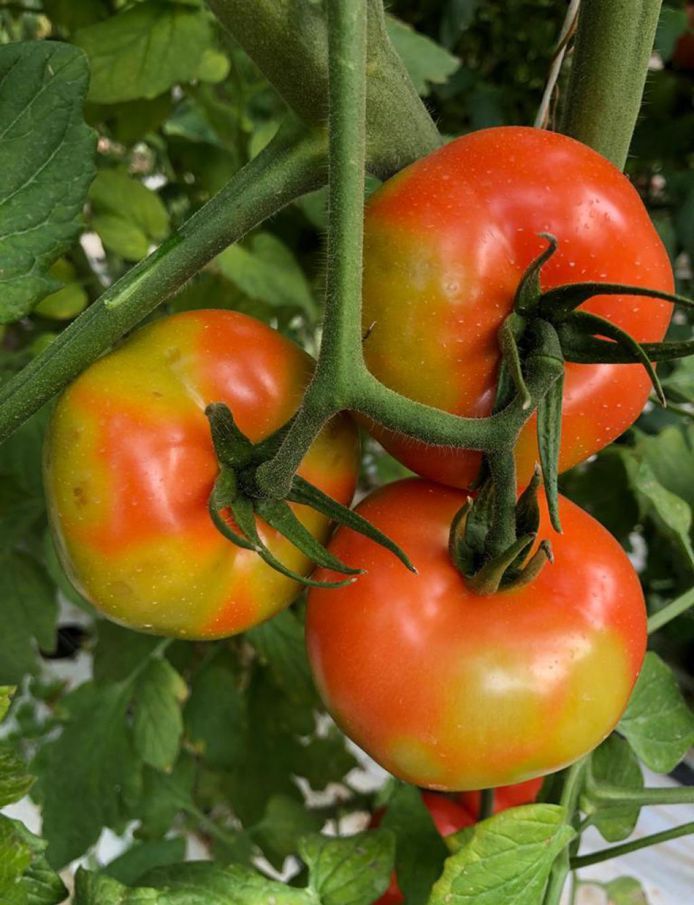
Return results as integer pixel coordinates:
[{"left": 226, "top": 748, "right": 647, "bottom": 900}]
[
  {"left": 362, "top": 127, "right": 674, "bottom": 488},
  {"left": 374, "top": 782, "right": 542, "bottom": 905},
  {"left": 306, "top": 479, "right": 646, "bottom": 790},
  {"left": 45, "top": 310, "right": 359, "bottom": 639},
  {"left": 458, "top": 776, "right": 543, "bottom": 819},
  {"left": 373, "top": 792, "right": 474, "bottom": 905}
]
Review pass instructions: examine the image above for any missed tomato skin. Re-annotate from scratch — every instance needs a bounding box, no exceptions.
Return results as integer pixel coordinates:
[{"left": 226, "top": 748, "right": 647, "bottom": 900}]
[
  {"left": 44, "top": 310, "right": 360, "bottom": 639},
  {"left": 306, "top": 479, "right": 646, "bottom": 790},
  {"left": 362, "top": 127, "right": 673, "bottom": 488},
  {"left": 374, "top": 784, "right": 540, "bottom": 905}
]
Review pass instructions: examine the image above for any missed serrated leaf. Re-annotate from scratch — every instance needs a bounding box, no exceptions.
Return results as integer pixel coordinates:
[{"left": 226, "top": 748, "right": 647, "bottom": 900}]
[
  {"left": 0, "top": 817, "right": 32, "bottom": 900},
  {"left": 381, "top": 785, "right": 448, "bottom": 905},
  {"left": 105, "top": 837, "right": 186, "bottom": 886},
  {"left": 254, "top": 795, "right": 322, "bottom": 869},
  {"left": 133, "top": 658, "right": 187, "bottom": 772},
  {"left": 618, "top": 652, "right": 694, "bottom": 773},
  {"left": 622, "top": 454, "right": 694, "bottom": 567},
  {"left": 0, "top": 42, "right": 96, "bottom": 323},
  {"left": 605, "top": 876, "right": 648, "bottom": 905},
  {"left": 247, "top": 609, "right": 317, "bottom": 708},
  {"left": 74, "top": 870, "right": 160, "bottom": 905},
  {"left": 291, "top": 728, "right": 357, "bottom": 791},
  {"left": 588, "top": 736, "right": 644, "bottom": 842},
  {"left": 75, "top": 1, "right": 214, "bottom": 104},
  {"left": 135, "top": 757, "right": 195, "bottom": 841},
  {"left": 0, "top": 553, "right": 57, "bottom": 684},
  {"left": 301, "top": 830, "right": 395, "bottom": 905},
  {"left": 635, "top": 427, "right": 694, "bottom": 510},
  {"left": 216, "top": 233, "right": 316, "bottom": 316},
  {"left": 143, "top": 862, "right": 312, "bottom": 904},
  {"left": 6, "top": 820, "right": 67, "bottom": 905},
  {"left": 93, "top": 621, "right": 160, "bottom": 684},
  {"left": 90, "top": 169, "right": 170, "bottom": 261},
  {"left": 0, "top": 743, "right": 34, "bottom": 807},
  {"left": 386, "top": 17, "right": 459, "bottom": 96},
  {"left": 37, "top": 680, "right": 142, "bottom": 867},
  {"left": 184, "top": 652, "right": 247, "bottom": 770},
  {"left": 0, "top": 687, "right": 13, "bottom": 723},
  {"left": 428, "top": 805, "right": 575, "bottom": 905}
]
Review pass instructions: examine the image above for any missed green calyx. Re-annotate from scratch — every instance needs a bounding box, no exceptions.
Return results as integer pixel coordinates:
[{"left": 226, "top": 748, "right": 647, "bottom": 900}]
[
  {"left": 450, "top": 234, "right": 694, "bottom": 593},
  {"left": 205, "top": 403, "right": 415, "bottom": 588},
  {"left": 450, "top": 468, "right": 553, "bottom": 595}
]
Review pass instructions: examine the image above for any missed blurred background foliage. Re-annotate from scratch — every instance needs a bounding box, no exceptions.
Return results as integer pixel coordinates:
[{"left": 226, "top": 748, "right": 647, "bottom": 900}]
[{"left": 0, "top": 0, "right": 692, "bottom": 883}]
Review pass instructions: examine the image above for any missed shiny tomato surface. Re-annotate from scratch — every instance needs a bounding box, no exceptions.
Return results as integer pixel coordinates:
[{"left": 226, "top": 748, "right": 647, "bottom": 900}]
[
  {"left": 45, "top": 310, "right": 359, "bottom": 639},
  {"left": 362, "top": 126, "right": 673, "bottom": 488},
  {"left": 306, "top": 479, "right": 646, "bottom": 790}
]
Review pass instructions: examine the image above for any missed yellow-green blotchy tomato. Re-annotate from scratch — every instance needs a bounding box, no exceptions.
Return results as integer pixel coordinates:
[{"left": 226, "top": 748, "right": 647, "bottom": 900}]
[{"left": 45, "top": 310, "right": 360, "bottom": 639}]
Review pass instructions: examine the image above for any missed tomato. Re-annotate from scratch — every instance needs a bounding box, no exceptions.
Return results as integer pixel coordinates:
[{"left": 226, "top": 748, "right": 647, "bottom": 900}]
[
  {"left": 44, "top": 310, "right": 359, "bottom": 639},
  {"left": 374, "top": 783, "right": 541, "bottom": 905},
  {"left": 458, "top": 776, "right": 543, "bottom": 818},
  {"left": 306, "top": 479, "right": 646, "bottom": 790},
  {"left": 362, "top": 126, "right": 673, "bottom": 488}
]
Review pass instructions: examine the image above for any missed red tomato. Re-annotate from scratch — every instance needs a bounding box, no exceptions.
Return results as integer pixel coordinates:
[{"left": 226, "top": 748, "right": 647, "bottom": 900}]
[
  {"left": 374, "top": 783, "right": 541, "bottom": 905},
  {"left": 459, "top": 776, "right": 543, "bottom": 818},
  {"left": 45, "top": 310, "right": 359, "bottom": 639},
  {"left": 361, "top": 127, "right": 673, "bottom": 488},
  {"left": 306, "top": 479, "right": 646, "bottom": 790}
]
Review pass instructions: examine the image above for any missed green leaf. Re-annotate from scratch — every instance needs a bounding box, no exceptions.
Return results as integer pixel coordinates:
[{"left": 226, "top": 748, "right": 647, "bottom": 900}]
[
  {"left": 43, "top": 0, "right": 108, "bottom": 32},
  {"left": 0, "top": 687, "right": 13, "bottom": 723},
  {"left": 93, "top": 621, "right": 160, "bottom": 684},
  {"left": 74, "top": 869, "right": 160, "bottom": 905},
  {"left": 5, "top": 820, "right": 67, "bottom": 905},
  {"left": 635, "top": 427, "right": 694, "bottom": 510},
  {"left": 34, "top": 260, "right": 89, "bottom": 320},
  {"left": 0, "top": 817, "right": 32, "bottom": 902},
  {"left": 428, "top": 805, "right": 575, "bottom": 905},
  {"left": 143, "top": 862, "right": 313, "bottom": 903},
  {"left": 386, "top": 17, "right": 459, "bottom": 96},
  {"left": 247, "top": 609, "right": 318, "bottom": 708},
  {"left": 440, "top": 0, "right": 480, "bottom": 47},
  {"left": 291, "top": 728, "right": 358, "bottom": 791},
  {"left": 0, "top": 553, "right": 57, "bottom": 684},
  {"left": 105, "top": 837, "right": 186, "bottom": 886},
  {"left": 133, "top": 658, "right": 187, "bottom": 772},
  {"left": 380, "top": 785, "right": 448, "bottom": 905},
  {"left": 37, "top": 680, "right": 142, "bottom": 867},
  {"left": 184, "top": 651, "right": 247, "bottom": 770},
  {"left": 0, "top": 42, "right": 96, "bottom": 323},
  {"left": 90, "top": 169, "right": 170, "bottom": 262},
  {"left": 75, "top": 1, "right": 214, "bottom": 104},
  {"left": 215, "top": 233, "right": 316, "bottom": 317},
  {"left": 254, "top": 795, "right": 322, "bottom": 869},
  {"left": 622, "top": 454, "right": 694, "bottom": 567},
  {"left": 560, "top": 451, "right": 637, "bottom": 547},
  {"left": 618, "top": 652, "right": 694, "bottom": 773},
  {"left": 135, "top": 757, "right": 195, "bottom": 841},
  {"left": 655, "top": 7, "right": 688, "bottom": 60},
  {"left": 0, "top": 743, "right": 34, "bottom": 808},
  {"left": 605, "top": 876, "right": 648, "bottom": 905},
  {"left": 301, "top": 830, "right": 395, "bottom": 905},
  {"left": 588, "top": 736, "right": 644, "bottom": 842}
]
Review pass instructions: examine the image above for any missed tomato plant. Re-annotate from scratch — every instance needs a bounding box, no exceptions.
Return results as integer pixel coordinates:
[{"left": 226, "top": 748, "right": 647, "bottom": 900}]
[
  {"left": 44, "top": 310, "right": 359, "bottom": 639},
  {"left": 306, "top": 479, "right": 647, "bottom": 790},
  {"left": 362, "top": 126, "right": 674, "bottom": 488}
]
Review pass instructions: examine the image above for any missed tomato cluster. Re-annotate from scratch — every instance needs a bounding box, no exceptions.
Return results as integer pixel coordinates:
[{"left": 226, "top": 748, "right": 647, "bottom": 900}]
[{"left": 44, "top": 127, "right": 662, "bottom": 792}]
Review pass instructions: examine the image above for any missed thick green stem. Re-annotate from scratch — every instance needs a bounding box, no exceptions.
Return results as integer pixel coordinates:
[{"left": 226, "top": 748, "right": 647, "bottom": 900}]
[
  {"left": 207, "top": 0, "right": 441, "bottom": 179},
  {"left": 255, "top": 0, "right": 369, "bottom": 500},
  {"left": 543, "top": 759, "right": 586, "bottom": 905},
  {"left": 571, "top": 822, "right": 694, "bottom": 869},
  {"left": 486, "top": 449, "right": 520, "bottom": 557},
  {"left": 588, "top": 783, "right": 694, "bottom": 807},
  {"left": 648, "top": 587, "right": 694, "bottom": 634},
  {"left": 561, "top": 0, "right": 664, "bottom": 169},
  {"left": 0, "top": 121, "right": 326, "bottom": 444}
]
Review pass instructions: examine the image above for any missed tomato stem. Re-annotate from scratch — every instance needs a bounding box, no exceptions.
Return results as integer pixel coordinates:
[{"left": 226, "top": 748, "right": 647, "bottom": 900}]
[
  {"left": 648, "top": 587, "right": 694, "bottom": 634},
  {"left": 543, "top": 759, "right": 586, "bottom": 905},
  {"left": 570, "top": 821, "right": 694, "bottom": 869},
  {"left": 561, "top": 0, "right": 664, "bottom": 170}
]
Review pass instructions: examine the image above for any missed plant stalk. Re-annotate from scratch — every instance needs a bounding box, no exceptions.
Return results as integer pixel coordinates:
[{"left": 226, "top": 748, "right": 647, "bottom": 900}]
[
  {"left": 561, "top": 0, "right": 664, "bottom": 169},
  {"left": 647, "top": 587, "right": 694, "bottom": 634},
  {"left": 571, "top": 822, "right": 694, "bottom": 869},
  {"left": 0, "top": 120, "right": 326, "bottom": 444}
]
